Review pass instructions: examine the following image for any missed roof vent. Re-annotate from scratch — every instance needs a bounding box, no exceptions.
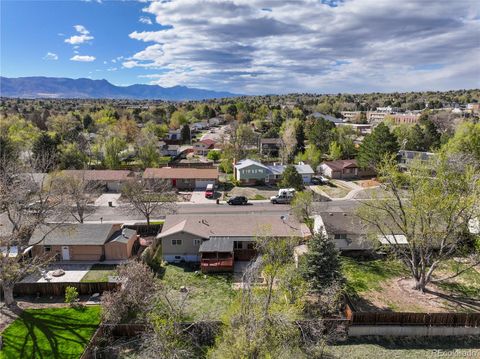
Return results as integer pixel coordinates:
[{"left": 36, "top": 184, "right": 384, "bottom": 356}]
[
  {"left": 329, "top": 213, "right": 333, "bottom": 216},
  {"left": 343, "top": 213, "right": 347, "bottom": 216}
]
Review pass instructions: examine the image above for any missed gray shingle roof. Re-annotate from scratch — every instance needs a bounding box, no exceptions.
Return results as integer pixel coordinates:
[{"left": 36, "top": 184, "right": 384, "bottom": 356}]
[
  {"left": 28, "top": 224, "right": 116, "bottom": 246},
  {"left": 158, "top": 214, "right": 310, "bottom": 240},
  {"left": 199, "top": 238, "right": 233, "bottom": 252}
]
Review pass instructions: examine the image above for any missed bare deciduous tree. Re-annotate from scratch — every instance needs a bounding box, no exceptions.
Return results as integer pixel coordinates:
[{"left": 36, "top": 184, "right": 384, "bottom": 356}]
[
  {"left": 0, "top": 158, "right": 66, "bottom": 306},
  {"left": 50, "top": 171, "right": 101, "bottom": 223},
  {"left": 121, "top": 179, "right": 177, "bottom": 227}
]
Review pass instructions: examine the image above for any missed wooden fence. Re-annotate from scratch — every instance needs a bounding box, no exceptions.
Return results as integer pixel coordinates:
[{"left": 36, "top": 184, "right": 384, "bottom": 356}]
[
  {"left": 13, "top": 281, "right": 120, "bottom": 297},
  {"left": 344, "top": 303, "right": 480, "bottom": 327}
]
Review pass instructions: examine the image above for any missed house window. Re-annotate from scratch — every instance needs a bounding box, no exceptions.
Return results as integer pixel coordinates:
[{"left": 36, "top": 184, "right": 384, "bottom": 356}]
[
  {"left": 234, "top": 241, "right": 243, "bottom": 250},
  {"left": 194, "top": 239, "right": 201, "bottom": 246},
  {"left": 334, "top": 234, "right": 348, "bottom": 240},
  {"left": 44, "top": 246, "right": 51, "bottom": 252},
  {"left": 172, "top": 239, "right": 182, "bottom": 246}
]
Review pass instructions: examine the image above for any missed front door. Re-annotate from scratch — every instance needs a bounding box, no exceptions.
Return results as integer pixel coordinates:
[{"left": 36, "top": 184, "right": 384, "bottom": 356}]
[{"left": 61, "top": 246, "right": 70, "bottom": 260}]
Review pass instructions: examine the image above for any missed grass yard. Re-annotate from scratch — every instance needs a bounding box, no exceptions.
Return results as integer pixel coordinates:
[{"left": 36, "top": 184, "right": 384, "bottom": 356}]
[
  {"left": 342, "top": 257, "right": 407, "bottom": 295},
  {"left": 0, "top": 306, "right": 101, "bottom": 359},
  {"left": 80, "top": 264, "right": 117, "bottom": 282},
  {"left": 313, "top": 183, "right": 350, "bottom": 198},
  {"left": 328, "top": 336, "right": 480, "bottom": 359},
  {"left": 342, "top": 257, "right": 480, "bottom": 313},
  {"left": 159, "top": 264, "right": 236, "bottom": 321}
]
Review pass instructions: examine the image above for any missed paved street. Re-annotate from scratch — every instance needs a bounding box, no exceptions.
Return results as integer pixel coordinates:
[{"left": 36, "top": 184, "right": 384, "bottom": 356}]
[{"left": 0, "top": 199, "right": 362, "bottom": 228}]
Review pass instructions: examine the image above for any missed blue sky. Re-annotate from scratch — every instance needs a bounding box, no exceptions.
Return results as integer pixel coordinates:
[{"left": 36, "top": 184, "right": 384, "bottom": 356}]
[{"left": 1, "top": 0, "right": 479, "bottom": 94}]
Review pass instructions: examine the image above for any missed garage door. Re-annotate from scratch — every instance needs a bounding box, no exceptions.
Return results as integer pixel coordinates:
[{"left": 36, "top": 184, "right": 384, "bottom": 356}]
[{"left": 195, "top": 180, "right": 214, "bottom": 189}]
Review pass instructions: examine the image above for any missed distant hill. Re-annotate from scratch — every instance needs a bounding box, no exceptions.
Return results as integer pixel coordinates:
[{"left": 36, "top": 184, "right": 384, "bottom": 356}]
[{"left": 0, "top": 76, "right": 239, "bottom": 100}]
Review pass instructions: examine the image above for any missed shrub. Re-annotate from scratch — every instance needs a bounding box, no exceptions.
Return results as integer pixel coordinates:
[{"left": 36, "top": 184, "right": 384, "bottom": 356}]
[{"left": 65, "top": 286, "right": 79, "bottom": 306}]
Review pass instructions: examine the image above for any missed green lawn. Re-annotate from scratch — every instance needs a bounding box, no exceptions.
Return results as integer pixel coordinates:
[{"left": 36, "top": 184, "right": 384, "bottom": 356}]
[
  {"left": 0, "top": 306, "right": 101, "bottom": 359},
  {"left": 314, "top": 183, "right": 350, "bottom": 198},
  {"left": 80, "top": 264, "right": 117, "bottom": 282},
  {"left": 434, "top": 260, "right": 480, "bottom": 299},
  {"left": 328, "top": 336, "right": 480, "bottom": 358},
  {"left": 159, "top": 264, "right": 236, "bottom": 321},
  {"left": 341, "top": 257, "right": 407, "bottom": 295}
]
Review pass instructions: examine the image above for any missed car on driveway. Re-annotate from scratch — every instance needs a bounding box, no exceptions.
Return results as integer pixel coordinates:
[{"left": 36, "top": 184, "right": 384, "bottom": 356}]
[
  {"left": 227, "top": 196, "right": 248, "bottom": 205},
  {"left": 311, "top": 176, "right": 329, "bottom": 185}
]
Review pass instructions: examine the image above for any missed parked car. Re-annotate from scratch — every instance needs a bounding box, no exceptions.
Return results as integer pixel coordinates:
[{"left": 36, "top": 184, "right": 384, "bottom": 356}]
[
  {"left": 311, "top": 176, "right": 329, "bottom": 185},
  {"left": 270, "top": 189, "right": 295, "bottom": 204},
  {"left": 227, "top": 196, "right": 248, "bottom": 205},
  {"left": 205, "top": 183, "right": 215, "bottom": 198}
]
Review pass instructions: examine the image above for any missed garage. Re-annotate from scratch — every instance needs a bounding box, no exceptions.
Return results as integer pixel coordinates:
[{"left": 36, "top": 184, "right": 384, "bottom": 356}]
[{"left": 195, "top": 179, "right": 214, "bottom": 189}]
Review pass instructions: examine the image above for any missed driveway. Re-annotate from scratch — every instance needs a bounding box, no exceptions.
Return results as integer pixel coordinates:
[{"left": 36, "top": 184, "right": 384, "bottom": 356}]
[
  {"left": 190, "top": 190, "right": 216, "bottom": 204},
  {"left": 22, "top": 263, "right": 92, "bottom": 283},
  {"left": 94, "top": 193, "right": 121, "bottom": 207}
]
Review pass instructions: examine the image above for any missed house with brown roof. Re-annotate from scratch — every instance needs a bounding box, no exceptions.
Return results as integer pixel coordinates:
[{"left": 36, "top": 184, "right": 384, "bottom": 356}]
[
  {"left": 157, "top": 214, "right": 310, "bottom": 272},
  {"left": 143, "top": 167, "right": 219, "bottom": 190},
  {"left": 193, "top": 139, "right": 216, "bottom": 156},
  {"left": 61, "top": 170, "right": 135, "bottom": 192},
  {"left": 29, "top": 223, "right": 138, "bottom": 261},
  {"left": 317, "top": 159, "right": 375, "bottom": 179}
]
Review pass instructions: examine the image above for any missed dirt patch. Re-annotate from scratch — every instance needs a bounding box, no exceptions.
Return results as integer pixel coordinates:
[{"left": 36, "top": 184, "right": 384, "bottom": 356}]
[
  {"left": 352, "top": 277, "right": 480, "bottom": 313},
  {"left": 355, "top": 179, "right": 381, "bottom": 188}
]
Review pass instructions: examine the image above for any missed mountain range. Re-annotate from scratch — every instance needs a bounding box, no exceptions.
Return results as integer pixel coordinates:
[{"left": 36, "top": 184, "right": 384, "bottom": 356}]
[{"left": 0, "top": 76, "right": 239, "bottom": 100}]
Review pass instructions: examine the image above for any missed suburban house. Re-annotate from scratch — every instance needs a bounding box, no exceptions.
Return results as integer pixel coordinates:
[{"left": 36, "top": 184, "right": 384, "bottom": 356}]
[
  {"left": 168, "top": 129, "right": 182, "bottom": 140},
  {"left": 61, "top": 170, "right": 135, "bottom": 192},
  {"left": 314, "top": 212, "right": 407, "bottom": 252},
  {"left": 28, "top": 223, "right": 138, "bottom": 261},
  {"left": 157, "top": 214, "right": 310, "bottom": 272},
  {"left": 193, "top": 139, "right": 216, "bottom": 156},
  {"left": 234, "top": 159, "right": 314, "bottom": 185},
  {"left": 190, "top": 120, "right": 209, "bottom": 132},
  {"left": 259, "top": 138, "right": 283, "bottom": 157},
  {"left": 143, "top": 167, "right": 219, "bottom": 190},
  {"left": 398, "top": 150, "right": 435, "bottom": 170},
  {"left": 317, "top": 159, "right": 375, "bottom": 179},
  {"left": 335, "top": 123, "right": 372, "bottom": 135}
]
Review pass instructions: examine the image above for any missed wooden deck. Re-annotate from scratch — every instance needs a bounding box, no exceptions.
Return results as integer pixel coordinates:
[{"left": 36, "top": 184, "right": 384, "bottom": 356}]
[{"left": 200, "top": 258, "right": 234, "bottom": 273}]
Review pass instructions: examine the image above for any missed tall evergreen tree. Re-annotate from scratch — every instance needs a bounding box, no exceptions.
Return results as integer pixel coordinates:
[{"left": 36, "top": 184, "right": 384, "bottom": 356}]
[
  {"left": 357, "top": 123, "right": 399, "bottom": 168},
  {"left": 423, "top": 120, "right": 441, "bottom": 150},
  {"left": 294, "top": 121, "right": 305, "bottom": 155},
  {"left": 31, "top": 132, "right": 60, "bottom": 170},
  {"left": 180, "top": 124, "right": 191, "bottom": 144},
  {"left": 301, "top": 232, "right": 344, "bottom": 292},
  {"left": 278, "top": 165, "right": 303, "bottom": 191}
]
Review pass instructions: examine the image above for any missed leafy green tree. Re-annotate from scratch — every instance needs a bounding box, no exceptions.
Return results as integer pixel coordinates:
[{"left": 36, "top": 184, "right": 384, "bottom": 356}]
[
  {"left": 301, "top": 232, "right": 344, "bottom": 293},
  {"left": 279, "top": 165, "right": 303, "bottom": 191},
  {"left": 103, "top": 136, "right": 127, "bottom": 169},
  {"left": 328, "top": 141, "right": 342, "bottom": 160},
  {"left": 357, "top": 123, "right": 399, "bottom": 168},
  {"left": 180, "top": 124, "right": 191, "bottom": 144},
  {"left": 407, "top": 124, "right": 425, "bottom": 151},
  {"left": 295, "top": 146, "right": 322, "bottom": 170},
  {"left": 295, "top": 121, "right": 305, "bottom": 154},
  {"left": 207, "top": 150, "right": 221, "bottom": 162},
  {"left": 136, "top": 130, "right": 160, "bottom": 168},
  {"left": 443, "top": 122, "right": 480, "bottom": 162},
  {"left": 169, "top": 110, "right": 187, "bottom": 129},
  {"left": 0, "top": 136, "right": 17, "bottom": 166},
  {"left": 226, "top": 104, "right": 237, "bottom": 118},
  {"left": 291, "top": 191, "right": 314, "bottom": 232},
  {"left": 358, "top": 156, "right": 480, "bottom": 291},
  {"left": 306, "top": 118, "right": 335, "bottom": 152},
  {"left": 423, "top": 120, "right": 441, "bottom": 150},
  {"left": 59, "top": 142, "right": 88, "bottom": 169}
]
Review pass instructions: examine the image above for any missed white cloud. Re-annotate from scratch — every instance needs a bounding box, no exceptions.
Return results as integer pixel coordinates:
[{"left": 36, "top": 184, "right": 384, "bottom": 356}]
[
  {"left": 139, "top": 16, "right": 153, "bottom": 25},
  {"left": 107, "top": 67, "right": 118, "bottom": 72},
  {"left": 70, "top": 55, "right": 96, "bottom": 62},
  {"left": 65, "top": 25, "right": 94, "bottom": 45},
  {"left": 43, "top": 52, "right": 58, "bottom": 60},
  {"left": 124, "top": 0, "right": 480, "bottom": 94}
]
